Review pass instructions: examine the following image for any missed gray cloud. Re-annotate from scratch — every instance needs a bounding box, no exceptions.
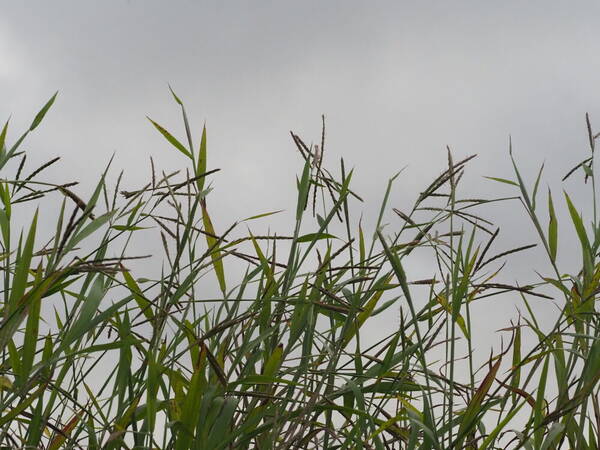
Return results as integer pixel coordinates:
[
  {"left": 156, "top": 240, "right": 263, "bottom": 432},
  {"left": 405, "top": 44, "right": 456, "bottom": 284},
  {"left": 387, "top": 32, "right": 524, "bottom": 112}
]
[{"left": 1, "top": 1, "right": 598, "bottom": 350}]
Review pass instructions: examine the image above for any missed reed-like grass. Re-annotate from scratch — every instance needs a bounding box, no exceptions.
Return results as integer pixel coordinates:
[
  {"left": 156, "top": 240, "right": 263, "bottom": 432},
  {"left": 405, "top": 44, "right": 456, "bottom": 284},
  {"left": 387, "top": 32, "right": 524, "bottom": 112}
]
[{"left": 0, "top": 91, "right": 599, "bottom": 449}]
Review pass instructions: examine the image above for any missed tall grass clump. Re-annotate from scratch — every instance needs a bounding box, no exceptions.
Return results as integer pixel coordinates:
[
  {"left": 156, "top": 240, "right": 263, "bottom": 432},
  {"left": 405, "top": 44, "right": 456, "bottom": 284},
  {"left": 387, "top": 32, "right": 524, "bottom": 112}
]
[{"left": 0, "top": 91, "right": 599, "bottom": 449}]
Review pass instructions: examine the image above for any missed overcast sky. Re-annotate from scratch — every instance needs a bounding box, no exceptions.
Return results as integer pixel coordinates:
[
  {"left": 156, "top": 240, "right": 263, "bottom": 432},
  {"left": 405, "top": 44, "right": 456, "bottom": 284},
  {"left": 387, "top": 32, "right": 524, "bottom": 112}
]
[{"left": 1, "top": 2, "right": 599, "bottom": 345}]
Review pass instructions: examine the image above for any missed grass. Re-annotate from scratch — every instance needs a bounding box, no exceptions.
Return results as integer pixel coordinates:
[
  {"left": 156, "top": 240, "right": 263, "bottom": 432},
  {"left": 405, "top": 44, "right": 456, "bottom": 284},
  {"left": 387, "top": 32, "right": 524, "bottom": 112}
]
[{"left": 0, "top": 91, "right": 599, "bottom": 449}]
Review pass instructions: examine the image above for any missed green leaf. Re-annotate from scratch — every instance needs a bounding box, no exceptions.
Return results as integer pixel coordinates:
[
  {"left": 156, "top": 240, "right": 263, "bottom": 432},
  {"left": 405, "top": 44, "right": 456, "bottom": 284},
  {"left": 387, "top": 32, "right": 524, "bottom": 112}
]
[
  {"left": 207, "top": 397, "right": 239, "bottom": 448},
  {"left": 122, "top": 268, "right": 153, "bottom": 322},
  {"left": 21, "top": 265, "right": 43, "bottom": 382},
  {"left": 249, "top": 233, "right": 276, "bottom": 291},
  {"left": 0, "top": 120, "right": 8, "bottom": 156},
  {"left": 147, "top": 117, "right": 192, "bottom": 159},
  {"left": 484, "top": 176, "right": 518, "bottom": 186},
  {"left": 478, "top": 401, "right": 525, "bottom": 450},
  {"left": 201, "top": 200, "right": 226, "bottom": 294},
  {"left": 296, "top": 232, "right": 337, "bottom": 243},
  {"left": 456, "top": 358, "right": 501, "bottom": 447},
  {"left": 0, "top": 383, "right": 45, "bottom": 428},
  {"left": 230, "top": 374, "right": 296, "bottom": 387},
  {"left": 241, "top": 209, "right": 284, "bottom": 222},
  {"left": 564, "top": 191, "right": 593, "bottom": 279},
  {"left": 176, "top": 367, "right": 206, "bottom": 450},
  {"left": 30, "top": 92, "right": 58, "bottom": 131},
  {"left": 582, "top": 336, "right": 600, "bottom": 386},
  {"left": 548, "top": 189, "right": 558, "bottom": 262},
  {"left": 64, "top": 276, "right": 107, "bottom": 347},
  {"left": 169, "top": 84, "right": 183, "bottom": 105},
  {"left": 0, "top": 181, "right": 11, "bottom": 219},
  {"left": 9, "top": 210, "right": 38, "bottom": 309},
  {"left": 342, "top": 275, "right": 392, "bottom": 347},
  {"left": 0, "top": 270, "right": 63, "bottom": 351},
  {"left": 540, "top": 423, "right": 564, "bottom": 450},
  {"left": 64, "top": 210, "right": 115, "bottom": 254},
  {"left": 104, "top": 397, "right": 141, "bottom": 449},
  {"left": 534, "top": 356, "right": 550, "bottom": 448},
  {"left": 435, "top": 294, "right": 470, "bottom": 339},
  {"left": 511, "top": 324, "right": 522, "bottom": 398},
  {"left": 196, "top": 125, "right": 207, "bottom": 192},
  {"left": 358, "top": 222, "right": 365, "bottom": 263},
  {"left": 531, "top": 162, "right": 544, "bottom": 211},
  {"left": 262, "top": 343, "right": 283, "bottom": 378},
  {"left": 296, "top": 159, "right": 311, "bottom": 221},
  {"left": 564, "top": 192, "right": 591, "bottom": 251},
  {"left": 111, "top": 224, "right": 149, "bottom": 231},
  {"left": 0, "top": 206, "right": 11, "bottom": 248},
  {"left": 68, "top": 337, "right": 140, "bottom": 357}
]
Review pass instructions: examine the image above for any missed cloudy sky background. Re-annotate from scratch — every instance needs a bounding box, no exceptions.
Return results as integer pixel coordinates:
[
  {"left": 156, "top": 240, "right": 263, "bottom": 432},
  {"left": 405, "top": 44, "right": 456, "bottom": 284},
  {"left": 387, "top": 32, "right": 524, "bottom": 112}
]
[{"left": 1, "top": 2, "right": 599, "bottom": 350}]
